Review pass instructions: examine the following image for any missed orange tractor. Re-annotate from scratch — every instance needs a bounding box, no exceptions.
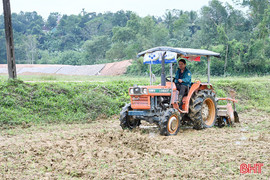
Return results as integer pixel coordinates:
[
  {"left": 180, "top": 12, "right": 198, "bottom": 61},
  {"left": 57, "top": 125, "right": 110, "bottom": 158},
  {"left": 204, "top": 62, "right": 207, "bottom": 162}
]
[{"left": 120, "top": 47, "right": 239, "bottom": 135}]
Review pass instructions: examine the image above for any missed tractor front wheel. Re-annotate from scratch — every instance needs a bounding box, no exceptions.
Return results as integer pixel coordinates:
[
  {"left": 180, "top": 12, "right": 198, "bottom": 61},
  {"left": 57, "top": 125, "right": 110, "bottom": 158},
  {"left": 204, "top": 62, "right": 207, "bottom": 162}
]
[
  {"left": 120, "top": 103, "right": 141, "bottom": 130},
  {"left": 159, "top": 108, "right": 181, "bottom": 136}
]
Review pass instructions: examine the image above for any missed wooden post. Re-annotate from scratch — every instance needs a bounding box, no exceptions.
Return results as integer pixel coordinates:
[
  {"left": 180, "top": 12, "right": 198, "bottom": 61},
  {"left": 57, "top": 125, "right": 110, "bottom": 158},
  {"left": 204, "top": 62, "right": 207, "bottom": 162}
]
[{"left": 3, "top": 0, "right": 17, "bottom": 79}]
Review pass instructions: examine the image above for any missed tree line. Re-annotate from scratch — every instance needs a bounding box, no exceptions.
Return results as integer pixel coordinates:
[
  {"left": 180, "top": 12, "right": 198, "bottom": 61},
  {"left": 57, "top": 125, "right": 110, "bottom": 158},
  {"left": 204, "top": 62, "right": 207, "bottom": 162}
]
[{"left": 0, "top": 0, "right": 269, "bottom": 76}]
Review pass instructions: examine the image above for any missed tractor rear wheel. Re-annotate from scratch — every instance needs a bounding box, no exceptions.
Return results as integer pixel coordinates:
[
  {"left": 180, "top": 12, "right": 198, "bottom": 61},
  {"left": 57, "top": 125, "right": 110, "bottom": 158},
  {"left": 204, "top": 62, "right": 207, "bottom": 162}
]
[
  {"left": 189, "top": 90, "right": 217, "bottom": 130},
  {"left": 120, "top": 103, "right": 141, "bottom": 129},
  {"left": 159, "top": 108, "right": 181, "bottom": 136}
]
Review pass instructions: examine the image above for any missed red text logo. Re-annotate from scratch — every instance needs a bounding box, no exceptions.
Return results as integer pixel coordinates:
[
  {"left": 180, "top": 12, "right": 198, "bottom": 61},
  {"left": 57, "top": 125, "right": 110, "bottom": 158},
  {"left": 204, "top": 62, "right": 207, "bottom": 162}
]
[{"left": 240, "top": 163, "right": 264, "bottom": 174}]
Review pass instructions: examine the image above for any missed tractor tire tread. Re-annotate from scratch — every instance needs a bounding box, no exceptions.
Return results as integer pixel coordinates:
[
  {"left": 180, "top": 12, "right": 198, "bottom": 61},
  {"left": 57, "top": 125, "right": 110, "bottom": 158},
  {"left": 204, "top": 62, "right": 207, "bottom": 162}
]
[
  {"left": 159, "top": 108, "right": 181, "bottom": 136},
  {"left": 188, "top": 90, "right": 217, "bottom": 130},
  {"left": 119, "top": 103, "right": 140, "bottom": 130}
]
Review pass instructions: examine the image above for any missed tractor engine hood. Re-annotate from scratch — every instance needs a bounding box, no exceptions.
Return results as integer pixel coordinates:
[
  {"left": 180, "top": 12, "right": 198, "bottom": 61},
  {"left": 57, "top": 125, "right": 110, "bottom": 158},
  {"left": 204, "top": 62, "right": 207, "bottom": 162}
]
[{"left": 128, "top": 83, "right": 176, "bottom": 96}]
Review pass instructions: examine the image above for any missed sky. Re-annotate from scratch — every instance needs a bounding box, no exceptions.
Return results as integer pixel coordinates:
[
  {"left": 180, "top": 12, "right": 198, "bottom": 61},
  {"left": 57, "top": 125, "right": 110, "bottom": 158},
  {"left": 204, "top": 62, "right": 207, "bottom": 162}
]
[{"left": 0, "top": 0, "right": 238, "bottom": 19}]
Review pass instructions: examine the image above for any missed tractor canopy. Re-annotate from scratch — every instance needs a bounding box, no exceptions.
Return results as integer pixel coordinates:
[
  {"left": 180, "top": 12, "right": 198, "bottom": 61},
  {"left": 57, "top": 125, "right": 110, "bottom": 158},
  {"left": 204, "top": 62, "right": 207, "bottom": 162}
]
[{"left": 137, "top": 46, "right": 221, "bottom": 64}]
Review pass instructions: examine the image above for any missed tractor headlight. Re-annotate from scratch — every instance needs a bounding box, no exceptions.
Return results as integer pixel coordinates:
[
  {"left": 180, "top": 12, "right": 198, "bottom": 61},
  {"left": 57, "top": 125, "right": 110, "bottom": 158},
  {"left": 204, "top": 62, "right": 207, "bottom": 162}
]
[
  {"left": 129, "top": 88, "right": 134, "bottom": 95},
  {"left": 142, "top": 88, "right": 148, "bottom": 94},
  {"left": 129, "top": 87, "right": 147, "bottom": 95}
]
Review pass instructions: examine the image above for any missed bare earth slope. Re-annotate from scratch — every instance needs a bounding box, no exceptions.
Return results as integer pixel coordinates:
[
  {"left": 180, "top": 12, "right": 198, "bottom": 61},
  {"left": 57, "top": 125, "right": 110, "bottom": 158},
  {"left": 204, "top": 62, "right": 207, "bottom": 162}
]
[
  {"left": 0, "top": 111, "right": 269, "bottom": 179},
  {"left": 0, "top": 60, "right": 132, "bottom": 76},
  {"left": 99, "top": 60, "right": 132, "bottom": 76}
]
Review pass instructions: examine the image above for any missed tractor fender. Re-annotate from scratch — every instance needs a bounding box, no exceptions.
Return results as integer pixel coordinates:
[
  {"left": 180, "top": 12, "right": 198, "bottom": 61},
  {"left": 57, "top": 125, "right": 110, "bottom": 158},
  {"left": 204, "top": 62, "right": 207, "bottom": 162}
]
[{"left": 183, "top": 81, "right": 214, "bottom": 112}]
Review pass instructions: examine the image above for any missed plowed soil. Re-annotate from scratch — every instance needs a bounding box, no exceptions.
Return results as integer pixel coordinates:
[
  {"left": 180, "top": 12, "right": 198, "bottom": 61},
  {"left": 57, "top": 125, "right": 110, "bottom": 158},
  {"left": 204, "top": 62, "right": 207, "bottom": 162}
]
[{"left": 0, "top": 110, "right": 269, "bottom": 179}]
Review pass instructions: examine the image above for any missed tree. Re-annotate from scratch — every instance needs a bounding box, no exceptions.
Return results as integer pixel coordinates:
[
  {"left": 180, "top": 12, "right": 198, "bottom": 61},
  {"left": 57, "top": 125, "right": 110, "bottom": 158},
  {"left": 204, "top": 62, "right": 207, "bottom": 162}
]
[
  {"left": 82, "top": 36, "right": 111, "bottom": 64},
  {"left": 0, "top": 29, "right": 7, "bottom": 64},
  {"left": 127, "top": 13, "right": 141, "bottom": 32},
  {"left": 111, "top": 10, "right": 132, "bottom": 27},
  {"left": 12, "top": 11, "right": 44, "bottom": 35},
  {"left": 58, "top": 50, "right": 83, "bottom": 65},
  {"left": 112, "top": 26, "right": 136, "bottom": 42},
  {"left": 46, "top": 12, "right": 60, "bottom": 30},
  {"left": 239, "top": 0, "right": 270, "bottom": 25},
  {"left": 164, "top": 11, "right": 176, "bottom": 38},
  {"left": 24, "top": 35, "right": 38, "bottom": 64},
  {"left": 106, "top": 42, "right": 126, "bottom": 60}
]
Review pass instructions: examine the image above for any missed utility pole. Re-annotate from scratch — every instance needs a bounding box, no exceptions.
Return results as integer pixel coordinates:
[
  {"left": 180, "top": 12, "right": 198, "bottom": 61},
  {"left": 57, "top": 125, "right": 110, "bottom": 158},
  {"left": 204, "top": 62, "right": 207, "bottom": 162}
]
[{"left": 2, "top": 0, "right": 17, "bottom": 79}]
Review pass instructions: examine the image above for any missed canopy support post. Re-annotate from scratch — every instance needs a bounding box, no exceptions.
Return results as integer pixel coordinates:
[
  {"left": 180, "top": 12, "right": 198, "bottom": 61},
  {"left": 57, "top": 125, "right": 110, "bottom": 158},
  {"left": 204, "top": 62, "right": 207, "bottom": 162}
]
[
  {"left": 170, "top": 63, "right": 173, "bottom": 104},
  {"left": 149, "top": 63, "right": 152, "bottom": 85},
  {"left": 207, "top": 56, "right": 210, "bottom": 83},
  {"left": 161, "top": 52, "right": 166, "bottom": 86}
]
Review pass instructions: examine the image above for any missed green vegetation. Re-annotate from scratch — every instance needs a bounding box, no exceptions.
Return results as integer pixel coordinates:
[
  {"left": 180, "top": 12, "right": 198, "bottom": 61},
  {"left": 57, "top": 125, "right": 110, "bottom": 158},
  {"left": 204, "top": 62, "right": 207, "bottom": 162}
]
[
  {"left": 212, "top": 77, "right": 270, "bottom": 112},
  {"left": 0, "top": 76, "right": 269, "bottom": 127},
  {"left": 0, "top": 0, "right": 269, "bottom": 76},
  {"left": 0, "top": 79, "right": 136, "bottom": 127}
]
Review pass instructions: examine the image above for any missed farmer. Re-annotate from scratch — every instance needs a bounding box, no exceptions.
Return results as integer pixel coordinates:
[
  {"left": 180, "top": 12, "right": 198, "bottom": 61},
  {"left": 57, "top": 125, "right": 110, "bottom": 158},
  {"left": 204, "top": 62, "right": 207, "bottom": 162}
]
[{"left": 174, "top": 59, "right": 192, "bottom": 106}]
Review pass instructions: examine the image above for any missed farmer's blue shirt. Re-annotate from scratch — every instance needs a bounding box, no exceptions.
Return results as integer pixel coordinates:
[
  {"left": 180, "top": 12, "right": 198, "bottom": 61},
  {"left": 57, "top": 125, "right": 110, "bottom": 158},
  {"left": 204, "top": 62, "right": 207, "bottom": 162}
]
[{"left": 174, "top": 67, "right": 192, "bottom": 87}]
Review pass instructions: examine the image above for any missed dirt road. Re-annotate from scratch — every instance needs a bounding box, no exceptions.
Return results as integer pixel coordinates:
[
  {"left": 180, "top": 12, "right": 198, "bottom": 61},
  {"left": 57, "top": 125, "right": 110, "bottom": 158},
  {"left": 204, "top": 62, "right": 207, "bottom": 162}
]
[{"left": 0, "top": 110, "right": 269, "bottom": 179}]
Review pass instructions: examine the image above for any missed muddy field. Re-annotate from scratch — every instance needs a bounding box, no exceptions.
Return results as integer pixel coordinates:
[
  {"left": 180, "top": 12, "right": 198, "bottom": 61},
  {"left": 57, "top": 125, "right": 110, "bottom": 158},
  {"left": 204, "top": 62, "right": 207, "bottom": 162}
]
[{"left": 0, "top": 110, "right": 269, "bottom": 179}]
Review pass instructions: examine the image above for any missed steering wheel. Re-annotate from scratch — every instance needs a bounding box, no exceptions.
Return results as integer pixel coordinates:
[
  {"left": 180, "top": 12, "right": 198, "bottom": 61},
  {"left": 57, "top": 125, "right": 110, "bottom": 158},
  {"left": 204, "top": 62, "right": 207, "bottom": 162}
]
[{"left": 166, "top": 76, "right": 175, "bottom": 82}]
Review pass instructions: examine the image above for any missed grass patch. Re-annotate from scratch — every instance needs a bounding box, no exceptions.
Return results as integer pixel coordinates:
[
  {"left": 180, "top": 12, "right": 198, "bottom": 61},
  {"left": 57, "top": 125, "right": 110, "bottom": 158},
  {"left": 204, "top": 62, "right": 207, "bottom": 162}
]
[
  {"left": 0, "top": 79, "right": 148, "bottom": 127},
  {"left": 212, "top": 77, "right": 270, "bottom": 112},
  {"left": 0, "top": 76, "right": 269, "bottom": 127}
]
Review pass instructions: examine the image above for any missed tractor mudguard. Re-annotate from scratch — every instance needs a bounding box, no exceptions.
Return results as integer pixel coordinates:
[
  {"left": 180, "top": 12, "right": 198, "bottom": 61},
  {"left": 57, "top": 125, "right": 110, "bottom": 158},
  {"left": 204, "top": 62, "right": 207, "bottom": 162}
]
[
  {"left": 172, "top": 81, "right": 215, "bottom": 113},
  {"left": 183, "top": 81, "right": 214, "bottom": 112}
]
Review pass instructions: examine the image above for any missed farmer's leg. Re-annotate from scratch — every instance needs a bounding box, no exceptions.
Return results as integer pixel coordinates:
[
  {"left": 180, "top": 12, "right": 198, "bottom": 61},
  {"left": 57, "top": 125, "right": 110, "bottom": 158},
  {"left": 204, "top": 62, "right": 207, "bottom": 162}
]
[{"left": 176, "top": 84, "right": 188, "bottom": 107}]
